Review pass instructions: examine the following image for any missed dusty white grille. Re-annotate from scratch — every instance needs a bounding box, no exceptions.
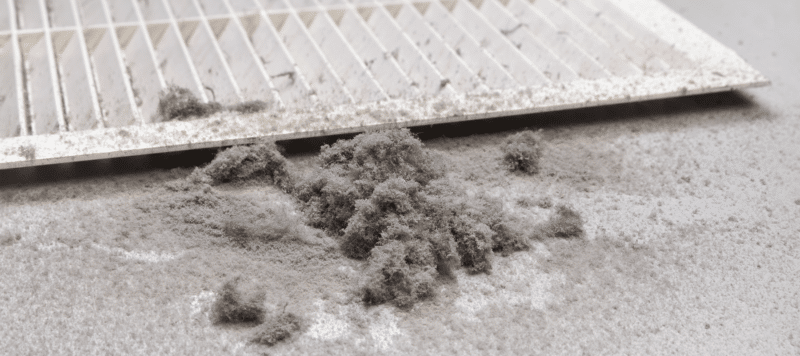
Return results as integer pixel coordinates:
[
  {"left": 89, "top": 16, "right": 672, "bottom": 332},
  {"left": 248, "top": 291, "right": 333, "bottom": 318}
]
[{"left": 0, "top": 0, "right": 768, "bottom": 169}]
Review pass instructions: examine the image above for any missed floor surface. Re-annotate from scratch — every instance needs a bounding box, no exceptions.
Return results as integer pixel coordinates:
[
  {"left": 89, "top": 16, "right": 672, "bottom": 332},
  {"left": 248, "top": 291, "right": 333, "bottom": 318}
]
[{"left": 0, "top": 0, "right": 798, "bottom": 354}]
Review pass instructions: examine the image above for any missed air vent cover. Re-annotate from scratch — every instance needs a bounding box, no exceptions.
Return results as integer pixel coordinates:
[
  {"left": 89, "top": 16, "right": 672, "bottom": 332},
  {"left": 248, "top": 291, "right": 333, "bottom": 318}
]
[{"left": 0, "top": 0, "right": 768, "bottom": 169}]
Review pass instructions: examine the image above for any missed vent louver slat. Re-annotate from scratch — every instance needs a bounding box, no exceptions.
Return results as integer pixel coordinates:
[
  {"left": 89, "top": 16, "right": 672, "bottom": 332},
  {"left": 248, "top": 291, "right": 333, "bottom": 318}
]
[{"left": 0, "top": 0, "right": 769, "bottom": 169}]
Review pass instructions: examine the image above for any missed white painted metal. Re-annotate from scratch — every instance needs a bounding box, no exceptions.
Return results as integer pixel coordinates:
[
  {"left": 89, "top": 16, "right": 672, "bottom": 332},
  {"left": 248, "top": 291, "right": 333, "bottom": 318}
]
[
  {"left": 167, "top": 0, "right": 242, "bottom": 104},
  {"left": 391, "top": 1, "right": 486, "bottom": 93},
  {"left": 532, "top": 0, "right": 641, "bottom": 76},
  {"left": 16, "top": 0, "right": 65, "bottom": 135},
  {"left": 564, "top": 0, "right": 670, "bottom": 73},
  {"left": 361, "top": 3, "right": 455, "bottom": 96},
  {"left": 418, "top": 0, "right": 521, "bottom": 89},
  {"left": 77, "top": 0, "right": 142, "bottom": 127},
  {"left": 108, "top": 0, "right": 168, "bottom": 123},
  {"left": 140, "top": 0, "right": 209, "bottom": 105},
  {"left": 336, "top": 4, "right": 419, "bottom": 99},
  {"left": 0, "top": 0, "right": 25, "bottom": 138},
  {"left": 61, "top": 0, "right": 104, "bottom": 131},
  {"left": 505, "top": 0, "right": 609, "bottom": 79},
  {"left": 197, "top": 0, "right": 283, "bottom": 107},
  {"left": 0, "top": 0, "right": 770, "bottom": 169},
  {"left": 436, "top": 0, "right": 549, "bottom": 86},
  {"left": 277, "top": 5, "right": 353, "bottom": 105},
  {"left": 477, "top": 0, "right": 577, "bottom": 83},
  {"left": 237, "top": 0, "right": 315, "bottom": 107},
  {"left": 0, "top": 34, "right": 21, "bottom": 137},
  {"left": 305, "top": 0, "right": 387, "bottom": 103}
]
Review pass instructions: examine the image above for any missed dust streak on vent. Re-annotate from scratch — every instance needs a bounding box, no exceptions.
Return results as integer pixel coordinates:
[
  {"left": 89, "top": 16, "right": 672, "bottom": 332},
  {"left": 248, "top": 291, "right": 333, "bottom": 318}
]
[{"left": 0, "top": 0, "right": 768, "bottom": 169}]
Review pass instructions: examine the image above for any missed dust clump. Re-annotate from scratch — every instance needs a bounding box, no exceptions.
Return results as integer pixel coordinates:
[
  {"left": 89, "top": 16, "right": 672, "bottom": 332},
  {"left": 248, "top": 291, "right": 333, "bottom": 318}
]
[
  {"left": 295, "top": 129, "right": 531, "bottom": 308},
  {"left": 157, "top": 85, "right": 222, "bottom": 121},
  {"left": 211, "top": 275, "right": 267, "bottom": 324},
  {"left": 249, "top": 309, "right": 303, "bottom": 346},
  {"left": 157, "top": 86, "right": 272, "bottom": 121},
  {"left": 209, "top": 276, "right": 305, "bottom": 346},
  {"left": 295, "top": 128, "right": 444, "bottom": 236},
  {"left": 533, "top": 205, "right": 585, "bottom": 240},
  {"left": 501, "top": 129, "right": 543, "bottom": 174},
  {"left": 187, "top": 141, "right": 295, "bottom": 192},
  {"left": 360, "top": 240, "right": 436, "bottom": 309},
  {"left": 150, "top": 128, "right": 581, "bottom": 313}
]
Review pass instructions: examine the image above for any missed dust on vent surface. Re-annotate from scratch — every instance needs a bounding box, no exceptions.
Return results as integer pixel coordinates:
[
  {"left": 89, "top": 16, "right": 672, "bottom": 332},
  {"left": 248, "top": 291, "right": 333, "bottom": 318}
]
[{"left": 0, "top": 0, "right": 768, "bottom": 169}]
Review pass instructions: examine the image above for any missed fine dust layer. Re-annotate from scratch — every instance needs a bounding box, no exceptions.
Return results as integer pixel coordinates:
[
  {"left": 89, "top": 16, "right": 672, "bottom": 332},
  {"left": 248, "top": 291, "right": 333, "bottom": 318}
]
[
  {"left": 2, "top": 0, "right": 800, "bottom": 347},
  {"left": 2, "top": 88, "right": 800, "bottom": 355}
]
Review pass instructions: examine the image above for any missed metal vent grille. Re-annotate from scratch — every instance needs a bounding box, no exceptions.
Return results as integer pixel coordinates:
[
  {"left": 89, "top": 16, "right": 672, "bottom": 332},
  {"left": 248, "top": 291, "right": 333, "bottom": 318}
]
[{"left": 0, "top": 0, "right": 768, "bottom": 169}]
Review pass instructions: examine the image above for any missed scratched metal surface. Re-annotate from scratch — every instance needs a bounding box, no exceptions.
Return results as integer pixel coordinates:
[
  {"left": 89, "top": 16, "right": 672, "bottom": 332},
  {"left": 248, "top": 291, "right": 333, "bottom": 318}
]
[{"left": 0, "top": 0, "right": 768, "bottom": 169}]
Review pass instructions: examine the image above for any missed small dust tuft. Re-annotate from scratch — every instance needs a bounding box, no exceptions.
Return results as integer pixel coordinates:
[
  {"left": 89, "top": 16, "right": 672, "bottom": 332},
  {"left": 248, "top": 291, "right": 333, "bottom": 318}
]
[
  {"left": 18, "top": 145, "right": 35, "bottom": 160},
  {"left": 210, "top": 275, "right": 267, "bottom": 324},
  {"left": 157, "top": 85, "right": 222, "bottom": 121},
  {"left": 501, "top": 130, "right": 543, "bottom": 175},
  {"left": 228, "top": 100, "right": 270, "bottom": 114},
  {"left": 249, "top": 311, "right": 303, "bottom": 346}
]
